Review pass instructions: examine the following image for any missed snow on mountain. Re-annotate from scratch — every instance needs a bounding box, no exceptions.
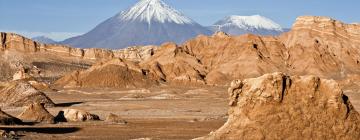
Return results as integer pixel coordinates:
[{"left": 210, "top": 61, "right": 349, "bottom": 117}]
[
  {"left": 211, "top": 15, "right": 284, "bottom": 35},
  {"left": 62, "top": 0, "right": 211, "bottom": 49},
  {"left": 119, "top": 0, "right": 194, "bottom": 25},
  {"left": 32, "top": 36, "right": 57, "bottom": 44}
]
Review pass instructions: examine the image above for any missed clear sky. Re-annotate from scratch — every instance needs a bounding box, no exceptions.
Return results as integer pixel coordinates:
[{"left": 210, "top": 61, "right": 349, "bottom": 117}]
[{"left": 0, "top": 0, "right": 359, "bottom": 41}]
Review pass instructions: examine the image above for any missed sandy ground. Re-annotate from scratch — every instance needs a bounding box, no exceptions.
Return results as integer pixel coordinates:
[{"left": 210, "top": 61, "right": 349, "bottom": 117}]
[
  {"left": 1, "top": 86, "right": 229, "bottom": 140},
  {"left": 1, "top": 84, "right": 360, "bottom": 140}
]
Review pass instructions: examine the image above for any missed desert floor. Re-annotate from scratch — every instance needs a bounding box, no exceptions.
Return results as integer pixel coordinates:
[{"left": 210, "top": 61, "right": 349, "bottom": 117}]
[
  {"left": 1, "top": 86, "right": 232, "bottom": 140},
  {"left": 1, "top": 85, "right": 360, "bottom": 140}
]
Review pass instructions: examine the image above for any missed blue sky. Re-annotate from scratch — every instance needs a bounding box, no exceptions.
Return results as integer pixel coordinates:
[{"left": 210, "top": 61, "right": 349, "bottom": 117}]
[{"left": 0, "top": 0, "right": 359, "bottom": 41}]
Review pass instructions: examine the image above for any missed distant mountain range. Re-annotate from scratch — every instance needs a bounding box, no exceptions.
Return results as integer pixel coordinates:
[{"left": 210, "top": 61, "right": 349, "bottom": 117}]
[
  {"left": 32, "top": 36, "right": 57, "bottom": 44},
  {"left": 61, "top": 0, "right": 285, "bottom": 49}
]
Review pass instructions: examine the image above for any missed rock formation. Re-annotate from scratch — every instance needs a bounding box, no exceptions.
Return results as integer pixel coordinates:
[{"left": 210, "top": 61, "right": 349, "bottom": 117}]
[
  {"left": 55, "top": 109, "right": 100, "bottom": 122},
  {"left": 140, "top": 43, "right": 207, "bottom": 85},
  {"left": 1, "top": 32, "right": 157, "bottom": 62},
  {"left": 54, "top": 58, "right": 158, "bottom": 88},
  {"left": 0, "top": 81, "right": 54, "bottom": 107},
  {"left": 3, "top": 16, "right": 360, "bottom": 86},
  {"left": 196, "top": 73, "right": 360, "bottom": 140},
  {"left": 114, "top": 45, "right": 157, "bottom": 62},
  {"left": 17, "top": 103, "right": 55, "bottom": 124},
  {"left": 0, "top": 109, "right": 22, "bottom": 125},
  {"left": 0, "top": 32, "right": 158, "bottom": 82},
  {"left": 105, "top": 113, "right": 127, "bottom": 124},
  {"left": 183, "top": 32, "right": 286, "bottom": 85},
  {"left": 182, "top": 16, "right": 360, "bottom": 85},
  {"left": 279, "top": 16, "right": 360, "bottom": 78}
]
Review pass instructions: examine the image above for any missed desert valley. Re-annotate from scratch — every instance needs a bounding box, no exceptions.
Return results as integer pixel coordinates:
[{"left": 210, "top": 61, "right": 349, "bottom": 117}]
[{"left": 1, "top": 0, "right": 360, "bottom": 140}]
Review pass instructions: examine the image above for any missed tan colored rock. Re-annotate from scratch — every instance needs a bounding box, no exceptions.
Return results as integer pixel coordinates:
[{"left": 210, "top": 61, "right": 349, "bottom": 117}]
[
  {"left": 0, "top": 81, "right": 54, "bottom": 107},
  {"left": 0, "top": 108, "right": 22, "bottom": 125},
  {"left": 18, "top": 103, "right": 55, "bottom": 124},
  {"left": 114, "top": 45, "right": 157, "bottom": 62},
  {"left": 105, "top": 113, "right": 127, "bottom": 124},
  {"left": 140, "top": 43, "right": 207, "bottom": 85},
  {"left": 55, "top": 58, "right": 158, "bottom": 89},
  {"left": 83, "top": 48, "right": 114, "bottom": 60},
  {"left": 279, "top": 16, "right": 360, "bottom": 78},
  {"left": 196, "top": 73, "right": 360, "bottom": 140},
  {"left": 28, "top": 80, "right": 50, "bottom": 91},
  {"left": 55, "top": 109, "right": 100, "bottom": 122},
  {"left": 183, "top": 33, "right": 286, "bottom": 85},
  {"left": 0, "top": 32, "right": 155, "bottom": 62},
  {"left": 12, "top": 68, "right": 27, "bottom": 80}
]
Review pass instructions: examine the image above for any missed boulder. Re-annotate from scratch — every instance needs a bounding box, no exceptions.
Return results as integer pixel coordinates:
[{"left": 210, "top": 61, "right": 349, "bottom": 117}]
[
  {"left": 196, "top": 73, "right": 360, "bottom": 140},
  {"left": 55, "top": 109, "right": 100, "bottom": 122},
  {"left": 105, "top": 113, "right": 127, "bottom": 124}
]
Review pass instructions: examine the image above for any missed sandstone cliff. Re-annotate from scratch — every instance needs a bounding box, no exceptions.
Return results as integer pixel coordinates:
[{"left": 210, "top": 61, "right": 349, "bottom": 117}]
[
  {"left": 280, "top": 16, "right": 360, "bottom": 78},
  {"left": 196, "top": 73, "right": 360, "bottom": 140},
  {"left": 0, "top": 32, "right": 157, "bottom": 61},
  {"left": 182, "top": 16, "right": 360, "bottom": 85},
  {"left": 0, "top": 32, "right": 157, "bottom": 82},
  {"left": 183, "top": 32, "right": 287, "bottom": 85}
]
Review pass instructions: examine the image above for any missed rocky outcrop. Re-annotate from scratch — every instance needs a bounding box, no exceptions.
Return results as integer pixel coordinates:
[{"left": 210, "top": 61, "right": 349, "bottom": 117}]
[
  {"left": 183, "top": 33, "right": 286, "bottom": 85},
  {"left": 0, "top": 81, "right": 54, "bottom": 107},
  {"left": 0, "top": 32, "right": 157, "bottom": 61},
  {"left": 55, "top": 109, "right": 100, "bottom": 122},
  {"left": 279, "top": 16, "right": 360, "bottom": 78},
  {"left": 182, "top": 16, "right": 360, "bottom": 85},
  {"left": 0, "top": 109, "right": 22, "bottom": 125},
  {"left": 140, "top": 43, "right": 207, "bottom": 85},
  {"left": 196, "top": 73, "right": 360, "bottom": 140},
  {"left": 114, "top": 45, "right": 157, "bottom": 62},
  {"left": 55, "top": 58, "right": 158, "bottom": 88},
  {"left": 17, "top": 103, "right": 55, "bottom": 124}
]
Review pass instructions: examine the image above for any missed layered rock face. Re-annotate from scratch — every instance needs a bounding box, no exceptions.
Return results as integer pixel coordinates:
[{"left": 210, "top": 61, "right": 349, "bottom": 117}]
[
  {"left": 0, "top": 81, "right": 54, "bottom": 107},
  {"left": 0, "top": 32, "right": 157, "bottom": 82},
  {"left": 280, "top": 16, "right": 360, "bottom": 78},
  {"left": 197, "top": 73, "right": 360, "bottom": 140},
  {"left": 0, "top": 32, "right": 157, "bottom": 61},
  {"left": 114, "top": 46, "right": 157, "bottom": 62},
  {"left": 183, "top": 32, "right": 287, "bottom": 85},
  {"left": 55, "top": 59, "right": 158, "bottom": 88}
]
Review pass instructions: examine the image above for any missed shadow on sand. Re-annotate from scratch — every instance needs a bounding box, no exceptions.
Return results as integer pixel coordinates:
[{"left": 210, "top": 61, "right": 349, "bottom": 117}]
[
  {"left": 0, "top": 126, "right": 81, "bottom": 134},
  {"left": 55, "top": 102, "right": 84, "bottom": 107}
]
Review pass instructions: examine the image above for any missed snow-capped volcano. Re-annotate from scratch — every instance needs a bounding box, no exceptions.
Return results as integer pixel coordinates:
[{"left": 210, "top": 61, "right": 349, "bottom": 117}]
[
  {"left": 211, "top": 15, "right": 284, "bottom": 35},
  {"left": 62, "top": 0, "right": 211, "bottom": 49}
]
